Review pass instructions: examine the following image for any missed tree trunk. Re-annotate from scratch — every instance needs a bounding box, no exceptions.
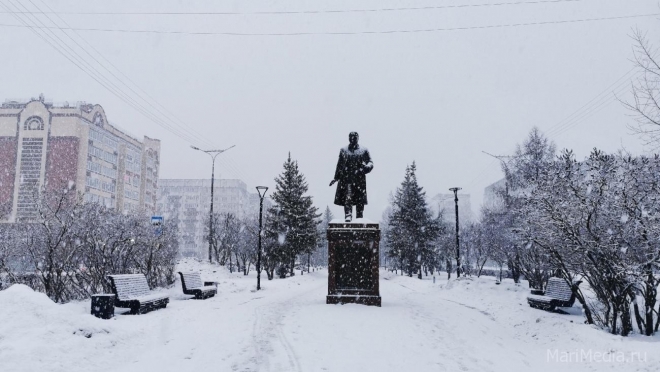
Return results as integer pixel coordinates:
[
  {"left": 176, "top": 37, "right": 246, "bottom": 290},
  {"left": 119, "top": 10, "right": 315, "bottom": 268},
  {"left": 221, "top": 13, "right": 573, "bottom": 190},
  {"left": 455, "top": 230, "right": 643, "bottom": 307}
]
[
  {"left": 621, "top": 300, "right": 633, "bottom": 337},
  {"left": 645, "top": 270, "right": 657, "bottom": 336},
  {"left": 446, "top": 258, "right": 452, "bottom": 280},
  {"left": 574, "top": 290, "right": 594, "bottom": 325},
  {"left": 632, "top": 295, "right": 645, "bottom": 335}
]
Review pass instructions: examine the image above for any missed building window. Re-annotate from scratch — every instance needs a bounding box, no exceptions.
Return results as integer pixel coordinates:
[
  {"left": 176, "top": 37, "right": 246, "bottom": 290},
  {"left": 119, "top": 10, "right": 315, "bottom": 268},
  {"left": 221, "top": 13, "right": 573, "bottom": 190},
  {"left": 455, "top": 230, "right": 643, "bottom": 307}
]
[{"left": 23, "top": 116, "right": 44, "bottom": 131}]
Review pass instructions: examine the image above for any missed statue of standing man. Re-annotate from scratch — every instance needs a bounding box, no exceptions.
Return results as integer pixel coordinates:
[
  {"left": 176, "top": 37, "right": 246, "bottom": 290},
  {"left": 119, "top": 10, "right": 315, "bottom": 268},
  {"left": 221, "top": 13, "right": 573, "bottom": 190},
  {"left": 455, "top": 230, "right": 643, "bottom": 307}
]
[{"left": 329, "top": 132, "right": 373, "bottom": 222}]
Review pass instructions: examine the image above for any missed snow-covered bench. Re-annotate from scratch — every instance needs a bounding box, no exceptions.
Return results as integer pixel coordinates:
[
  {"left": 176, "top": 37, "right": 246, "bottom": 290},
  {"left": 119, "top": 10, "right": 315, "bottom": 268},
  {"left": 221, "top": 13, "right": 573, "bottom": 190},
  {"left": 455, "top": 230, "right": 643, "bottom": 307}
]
[
  {"left": 527, "top": 277, "right": 581, "bottom": 312},
  {"left": 107, "top": 274, "right": 169, "bottom": 314},
  {"left": 178, "top": 272, "right": 217, "bottom": 300}
]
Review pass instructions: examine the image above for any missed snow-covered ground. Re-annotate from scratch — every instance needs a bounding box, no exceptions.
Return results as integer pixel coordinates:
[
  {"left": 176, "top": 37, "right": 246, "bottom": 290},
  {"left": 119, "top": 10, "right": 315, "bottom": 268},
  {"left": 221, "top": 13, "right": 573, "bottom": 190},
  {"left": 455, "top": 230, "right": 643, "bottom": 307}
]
[{"left": 1, "top": 262, "right": 657, "bottom": 372}]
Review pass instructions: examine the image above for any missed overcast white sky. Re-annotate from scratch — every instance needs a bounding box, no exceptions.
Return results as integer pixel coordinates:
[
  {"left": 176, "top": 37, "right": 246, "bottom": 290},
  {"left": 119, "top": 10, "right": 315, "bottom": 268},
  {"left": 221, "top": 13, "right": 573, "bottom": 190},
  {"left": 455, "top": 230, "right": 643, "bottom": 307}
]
[{"left": 1, "top": 0, "right": 659, "bottom": 221}]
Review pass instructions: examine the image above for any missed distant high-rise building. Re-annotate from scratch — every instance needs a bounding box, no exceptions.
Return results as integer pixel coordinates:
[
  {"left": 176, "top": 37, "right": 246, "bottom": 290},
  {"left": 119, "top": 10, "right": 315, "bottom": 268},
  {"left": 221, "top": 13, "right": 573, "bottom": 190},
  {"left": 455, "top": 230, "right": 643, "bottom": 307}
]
[
  {"left": 429, "top": 193, "right": 475, "bottom": 224},
  {"left": 483, "top": 178, "right": 506, "bottom": 210},
  {"left": 0, "top": 97, "right": 160, "bottom": 222},
  {"left": 156, "top": 179, "right": 271, "bottom": 258}
]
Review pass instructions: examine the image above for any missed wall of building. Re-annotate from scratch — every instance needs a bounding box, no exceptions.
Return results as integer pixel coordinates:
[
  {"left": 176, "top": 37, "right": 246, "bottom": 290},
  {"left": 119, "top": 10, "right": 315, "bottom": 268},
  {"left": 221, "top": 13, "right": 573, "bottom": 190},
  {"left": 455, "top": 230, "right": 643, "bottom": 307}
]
[
  {"left": 157, "top": 179, "right": 270, "bottom": 258},
  {"left": 483, "top": 178, "right": 506, "bottom": 211},
  {"left": 429, "top": 193, "right": 475, "bottom": 224},
  {"left": 0, "top": 97, "right": 160, "bottom": 222}
]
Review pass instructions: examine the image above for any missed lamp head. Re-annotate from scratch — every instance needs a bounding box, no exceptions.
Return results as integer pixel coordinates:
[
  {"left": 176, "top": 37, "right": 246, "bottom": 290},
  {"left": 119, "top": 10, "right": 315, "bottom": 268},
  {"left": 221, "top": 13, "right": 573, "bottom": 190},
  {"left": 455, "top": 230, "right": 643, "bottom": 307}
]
[{"left": 256, "top": 186, "right": 269, "bottom": 198}]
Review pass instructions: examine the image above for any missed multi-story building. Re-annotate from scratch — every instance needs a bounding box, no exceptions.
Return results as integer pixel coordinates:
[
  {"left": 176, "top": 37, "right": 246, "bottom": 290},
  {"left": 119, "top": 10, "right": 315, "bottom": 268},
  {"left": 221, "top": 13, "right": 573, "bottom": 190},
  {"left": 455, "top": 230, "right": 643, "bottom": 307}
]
[
  {"left": 157, "top": 179, "right": 271, "bottom": 258},
  {"left": 483, "top": 178, "right": 506, "bottom": 210},
  {"left": 429, "top": 193, "right": 475, "bottom": 224},
  {"left": 0, "top": 96, "right": 160, "bottom": 221}
]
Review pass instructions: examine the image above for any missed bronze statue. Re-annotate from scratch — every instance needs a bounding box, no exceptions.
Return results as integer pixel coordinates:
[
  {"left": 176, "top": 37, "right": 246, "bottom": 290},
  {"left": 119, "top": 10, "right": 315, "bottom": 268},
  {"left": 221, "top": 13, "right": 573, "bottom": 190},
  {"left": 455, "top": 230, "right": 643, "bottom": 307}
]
[{"left": 329, "top": 132, "right": 373, "bottom": 222}]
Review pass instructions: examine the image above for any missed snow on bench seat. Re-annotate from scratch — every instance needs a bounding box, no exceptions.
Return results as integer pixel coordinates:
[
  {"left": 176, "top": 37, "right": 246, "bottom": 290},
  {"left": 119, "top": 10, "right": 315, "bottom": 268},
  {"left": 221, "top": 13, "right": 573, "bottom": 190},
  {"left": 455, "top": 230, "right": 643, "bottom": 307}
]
[
  {"left": 178, "top": 272, "right": 217, "bottom": 300},
  {"left": 107, "top": 274, "right": 169, "bottom": 315},
  {"left": 527, "top": 277, "right": 579, "bottom": 312}
]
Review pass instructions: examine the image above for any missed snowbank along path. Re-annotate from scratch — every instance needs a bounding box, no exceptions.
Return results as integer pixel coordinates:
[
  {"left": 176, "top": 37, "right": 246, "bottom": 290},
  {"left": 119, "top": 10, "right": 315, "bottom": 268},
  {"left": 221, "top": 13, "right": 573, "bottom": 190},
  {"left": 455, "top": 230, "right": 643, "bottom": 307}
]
[{"left": 0, "top": 261, "right": 658, "bottom": 372}]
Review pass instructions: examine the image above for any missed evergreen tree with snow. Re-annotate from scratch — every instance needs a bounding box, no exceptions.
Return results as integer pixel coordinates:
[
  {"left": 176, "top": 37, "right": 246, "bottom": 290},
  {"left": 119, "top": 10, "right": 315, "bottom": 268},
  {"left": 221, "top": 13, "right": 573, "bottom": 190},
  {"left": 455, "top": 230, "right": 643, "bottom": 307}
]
[
  {"left": 265, "top": 153, "right": 321, "bottom": 277},
  {"left": 385, "top": 162, "right": 441, "bottom": 278}
]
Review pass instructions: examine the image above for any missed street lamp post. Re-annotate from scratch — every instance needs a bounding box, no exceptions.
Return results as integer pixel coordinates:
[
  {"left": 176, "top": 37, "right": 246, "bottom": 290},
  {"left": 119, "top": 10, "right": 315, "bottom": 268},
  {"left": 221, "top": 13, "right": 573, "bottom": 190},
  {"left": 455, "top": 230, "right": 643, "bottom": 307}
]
[
  {"left": 256, "top": 186, "right": 269, "bottom": 291},
  {"left": 191, "top": 145, "right": 235, "bottom": 263},
  {"left": 449, "top": 187, "right": 462, "bottom": 278}
]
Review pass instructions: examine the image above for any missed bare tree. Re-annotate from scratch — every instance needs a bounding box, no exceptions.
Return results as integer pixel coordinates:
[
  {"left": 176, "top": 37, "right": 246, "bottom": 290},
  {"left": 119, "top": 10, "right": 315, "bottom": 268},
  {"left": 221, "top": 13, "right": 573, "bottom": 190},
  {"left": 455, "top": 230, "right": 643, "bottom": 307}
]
[{"left": 622, "top": 29, "right": 660, "bottom": 148}]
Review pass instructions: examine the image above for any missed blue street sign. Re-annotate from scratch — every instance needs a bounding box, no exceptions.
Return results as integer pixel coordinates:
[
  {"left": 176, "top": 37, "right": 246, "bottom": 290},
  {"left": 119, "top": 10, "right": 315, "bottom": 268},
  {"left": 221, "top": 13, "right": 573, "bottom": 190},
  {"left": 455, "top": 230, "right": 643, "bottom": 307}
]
[{"left": 151, "top": 216, "right": 163, "bottom": 236}]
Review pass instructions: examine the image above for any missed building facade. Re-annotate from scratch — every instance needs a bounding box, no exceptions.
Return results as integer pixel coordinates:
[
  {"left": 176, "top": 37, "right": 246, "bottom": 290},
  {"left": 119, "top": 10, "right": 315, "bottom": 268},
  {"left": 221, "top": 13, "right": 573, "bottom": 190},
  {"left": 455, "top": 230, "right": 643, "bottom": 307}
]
[
  {"left": 0, "top": 96, "right": 160, "bottom": 221},
  {"left": 430, "top": 193, "right": 475, "bottom": 224},
  {"left": 483, "top": 178, "right": 506, "bottom": 211},
  {"left": 157, "top": 179, "right": 270, "bottom": 258}
]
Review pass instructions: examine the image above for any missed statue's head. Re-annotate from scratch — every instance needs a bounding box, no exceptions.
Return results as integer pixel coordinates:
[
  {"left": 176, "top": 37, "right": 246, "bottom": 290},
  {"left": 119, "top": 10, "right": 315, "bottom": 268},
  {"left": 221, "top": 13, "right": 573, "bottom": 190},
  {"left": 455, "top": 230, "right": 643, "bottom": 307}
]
[{"left": 349, "top": 132, "right": 359, "bottom": 146}]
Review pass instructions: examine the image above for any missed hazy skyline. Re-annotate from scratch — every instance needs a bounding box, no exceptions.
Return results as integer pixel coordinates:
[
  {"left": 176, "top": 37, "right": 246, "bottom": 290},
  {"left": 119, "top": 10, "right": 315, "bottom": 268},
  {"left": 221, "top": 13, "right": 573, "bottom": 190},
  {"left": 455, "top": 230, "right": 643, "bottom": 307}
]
[{"left": 1, "top": 0, "right": 658, "bottom": 220}]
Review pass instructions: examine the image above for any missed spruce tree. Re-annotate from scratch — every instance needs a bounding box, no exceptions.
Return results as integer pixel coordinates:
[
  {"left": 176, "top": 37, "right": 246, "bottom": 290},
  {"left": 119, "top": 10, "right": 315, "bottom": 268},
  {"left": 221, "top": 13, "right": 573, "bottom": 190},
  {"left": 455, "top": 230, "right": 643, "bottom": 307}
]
[
  {"left": 385, "top": 162, "right": 441, "bottom": 278},
  {"left": 265, "top": 153, "right": 321, "bottom": 277}
]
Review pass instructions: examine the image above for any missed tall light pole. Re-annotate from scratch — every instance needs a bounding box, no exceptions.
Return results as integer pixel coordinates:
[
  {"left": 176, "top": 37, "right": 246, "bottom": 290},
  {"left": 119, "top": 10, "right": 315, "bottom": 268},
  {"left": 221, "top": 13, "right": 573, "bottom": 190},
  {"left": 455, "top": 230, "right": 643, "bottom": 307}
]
[
  {"left": 191, "top": 145, "right": 235, "bottom": 263},
  {"left": 449, "top": 187, "right": 462, "bottom": 278},
  {"left": 256, "top": 186, "right": 268, "bottom": 291}
]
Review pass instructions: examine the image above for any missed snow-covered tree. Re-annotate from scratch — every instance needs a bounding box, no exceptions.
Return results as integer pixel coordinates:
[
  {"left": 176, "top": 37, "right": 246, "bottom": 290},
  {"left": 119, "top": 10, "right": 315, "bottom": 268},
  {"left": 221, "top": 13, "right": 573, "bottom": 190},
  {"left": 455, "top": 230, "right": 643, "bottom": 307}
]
[
  {"left": 264, "top": 153, "right": 321, "bottom": 277},
  {"left": 385, "top": 162, "right": 443, "bottom": 278},
  {"left": 623, "top": 30, "right": 660, "bottom": 149},
  {"left": 484, "top": 127, "right": 556, "bottom": 288},
  {"left": 2, "top": 186, "right": 178, "bottom": 303},
  {"left": 312, "top": 206, "right": 333, "bottom": 268},
  {"left": 521, "top": 149, "right": 660, "bottom": 336}
]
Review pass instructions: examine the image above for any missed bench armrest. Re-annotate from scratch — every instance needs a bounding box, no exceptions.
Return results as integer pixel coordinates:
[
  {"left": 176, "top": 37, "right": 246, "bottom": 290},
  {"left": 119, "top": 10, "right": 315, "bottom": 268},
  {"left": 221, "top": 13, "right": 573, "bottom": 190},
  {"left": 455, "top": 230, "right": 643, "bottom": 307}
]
[
  {"left": 204, "top": 281, "right": 218, "bottom": 286},
  {"left": 530, "top": 289, "right": 545, "bottom": 296}
]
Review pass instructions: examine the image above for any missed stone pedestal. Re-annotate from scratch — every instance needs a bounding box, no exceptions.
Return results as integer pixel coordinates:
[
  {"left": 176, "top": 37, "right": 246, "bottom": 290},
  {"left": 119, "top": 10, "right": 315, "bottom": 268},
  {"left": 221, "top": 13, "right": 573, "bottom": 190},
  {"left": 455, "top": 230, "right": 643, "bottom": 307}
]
[{"left": 326, "top": 220, "right": 381, "bottom": 307}]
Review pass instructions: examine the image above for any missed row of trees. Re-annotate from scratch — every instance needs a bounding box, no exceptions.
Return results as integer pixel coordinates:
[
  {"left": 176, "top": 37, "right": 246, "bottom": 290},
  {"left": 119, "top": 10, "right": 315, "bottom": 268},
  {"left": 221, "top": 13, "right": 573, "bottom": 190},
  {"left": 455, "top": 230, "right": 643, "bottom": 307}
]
[
  {"left": 206, "top": 213, "right": 258, "bottom": 275},
  {"left": 0, "top": 186, "right": 178, "bottom": 303},
  {"left": 382, "top": 162, "right": 492, "bottom": 280},
  {"left": 467, "top": 127, "right": 660, "bottom": 336},
  {"left": 381, "top": 124, "right": 659, "bottom": 337},
  {"left": 204, "top": 154, "right": 327, "bottom": 280}
]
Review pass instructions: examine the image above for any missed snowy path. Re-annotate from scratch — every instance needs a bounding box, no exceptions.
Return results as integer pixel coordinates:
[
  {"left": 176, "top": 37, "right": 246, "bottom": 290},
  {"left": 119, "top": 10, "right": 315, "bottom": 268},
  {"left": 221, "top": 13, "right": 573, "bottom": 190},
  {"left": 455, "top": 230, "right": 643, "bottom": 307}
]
[
  {"left": 1, "top": 263, "right": 658, "bottom": 372},
  {"left": 270, "top": 272, "right": 533, "bottom": 372}
]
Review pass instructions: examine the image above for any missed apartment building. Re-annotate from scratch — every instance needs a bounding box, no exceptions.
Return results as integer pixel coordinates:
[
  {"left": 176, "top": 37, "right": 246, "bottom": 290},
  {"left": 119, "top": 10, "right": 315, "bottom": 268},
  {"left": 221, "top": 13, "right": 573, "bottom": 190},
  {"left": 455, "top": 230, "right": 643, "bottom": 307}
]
[
  {"left": 157, "top": 179, "right": 270, "bottom": 258},
  {"left": 0, "top": 96, "right": 160, "bottom": 221}
]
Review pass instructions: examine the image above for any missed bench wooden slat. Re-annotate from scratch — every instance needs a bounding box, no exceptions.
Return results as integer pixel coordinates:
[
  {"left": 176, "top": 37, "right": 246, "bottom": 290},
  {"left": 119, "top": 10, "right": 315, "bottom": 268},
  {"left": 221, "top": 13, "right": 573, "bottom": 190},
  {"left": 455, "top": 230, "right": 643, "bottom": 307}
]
[
  {"left": 527, "top": 277, "right": 579, "bottom": 312},
  {"left": 178, "top": 272, "right": 216, "bottom": 300},
  {"left": 108, "top": 274, "right": 151, "bottom": 300},
  {"left": 107, "top": 274, "right": 169, "bottom": 314},
  {"left": 180, "top": 272, "right": 203, "bottom": 290},
  {"left": 544, "top": 278, "right": 572, "bottom": 302}
]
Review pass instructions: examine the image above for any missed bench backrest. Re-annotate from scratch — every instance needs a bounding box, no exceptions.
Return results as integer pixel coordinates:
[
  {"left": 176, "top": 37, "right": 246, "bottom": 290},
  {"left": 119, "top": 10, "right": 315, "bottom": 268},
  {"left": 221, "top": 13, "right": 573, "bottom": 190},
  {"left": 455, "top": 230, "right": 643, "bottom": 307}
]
[
  {"left": 108, "top": 274, "right": 151, "bottom": 300},
  {"left": 179, "top": 272, "right": 203, "bottom": 290},
  {"left": 545, "top": 277, "right": 573, "bottom": 301}
]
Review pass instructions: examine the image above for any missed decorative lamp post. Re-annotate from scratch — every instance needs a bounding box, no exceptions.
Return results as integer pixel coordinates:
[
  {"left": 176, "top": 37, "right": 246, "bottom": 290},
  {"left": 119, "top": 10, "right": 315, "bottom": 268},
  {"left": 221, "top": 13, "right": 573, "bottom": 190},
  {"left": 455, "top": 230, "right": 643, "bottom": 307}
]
[
  {"left": 449, "top": 187, "right": 462, "bottom": 278},
  {"left": 256, "top": 186, "right": 269, "bottom": 291},
  {"left": 191, "top": 145, "right": 235, "bottom": 263}
]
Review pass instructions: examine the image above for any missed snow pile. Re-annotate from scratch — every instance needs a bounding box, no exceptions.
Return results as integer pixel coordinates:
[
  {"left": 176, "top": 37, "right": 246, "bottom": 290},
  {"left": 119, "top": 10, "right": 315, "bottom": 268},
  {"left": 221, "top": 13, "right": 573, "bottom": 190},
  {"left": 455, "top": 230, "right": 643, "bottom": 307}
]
[
  {"left": 0, "top": 284, "right": 144, "bottom": 372},
  {"left": 0, "top": 285, "right": 97, "bottom": 370}
]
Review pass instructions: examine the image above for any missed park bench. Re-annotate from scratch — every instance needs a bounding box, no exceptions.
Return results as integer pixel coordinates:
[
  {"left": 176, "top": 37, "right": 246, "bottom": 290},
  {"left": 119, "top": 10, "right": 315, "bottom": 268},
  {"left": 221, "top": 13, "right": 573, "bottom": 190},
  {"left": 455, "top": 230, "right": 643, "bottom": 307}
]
[
  {"left": 527, "top": 277, "right": 581, "bottom": 312},
  {"left": 107, "top": 274, "right": 169, "bottom": 315},
  {"left": 178, "top": 272, "right": 217, "bottom": 299}
]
